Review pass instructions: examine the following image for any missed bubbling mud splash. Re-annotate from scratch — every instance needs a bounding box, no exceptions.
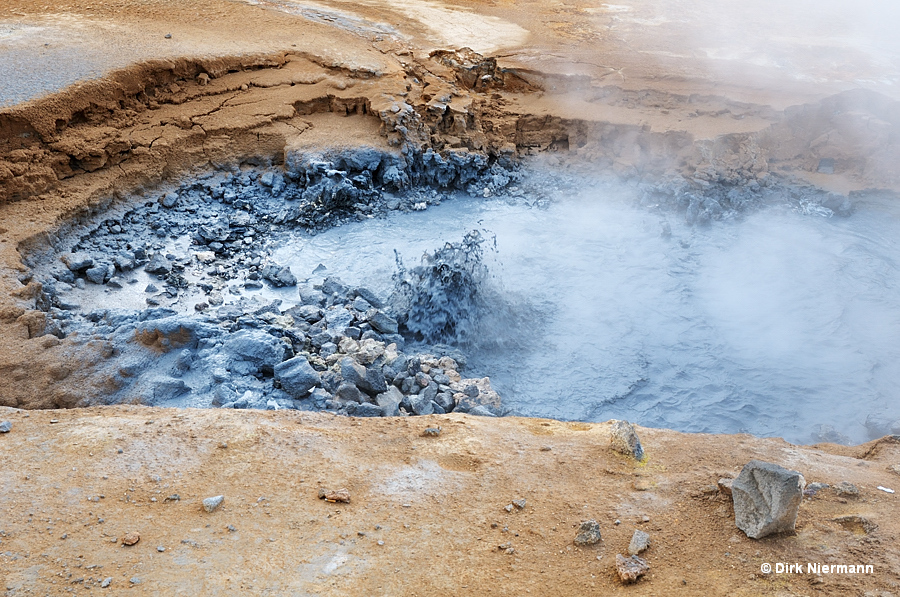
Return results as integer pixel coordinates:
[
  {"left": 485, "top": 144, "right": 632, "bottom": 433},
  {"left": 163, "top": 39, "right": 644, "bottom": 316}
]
[{"left": 390, "top": 230, "right": 490, "bottom": 345}]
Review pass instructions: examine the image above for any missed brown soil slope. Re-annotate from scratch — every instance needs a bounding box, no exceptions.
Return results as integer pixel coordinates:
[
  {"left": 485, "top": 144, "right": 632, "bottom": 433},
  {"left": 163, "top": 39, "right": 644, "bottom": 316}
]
[{"left": 1, "top": 406, "right": 899, "bottom": 595}]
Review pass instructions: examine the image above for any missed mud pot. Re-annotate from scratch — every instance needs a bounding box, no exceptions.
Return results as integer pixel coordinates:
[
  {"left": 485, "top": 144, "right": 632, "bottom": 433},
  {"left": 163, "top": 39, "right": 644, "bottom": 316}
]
[{"left": 18, "top": 136, "right": 900, "bottom": 446}]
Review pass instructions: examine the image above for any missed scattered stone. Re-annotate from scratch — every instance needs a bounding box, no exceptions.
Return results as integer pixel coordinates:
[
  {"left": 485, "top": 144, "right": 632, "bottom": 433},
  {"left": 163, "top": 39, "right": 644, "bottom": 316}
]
[
  {"left": 732, "top": 460, "right": 805, "bottom": 539},
  {"left": 122, "top": 532, "right": 140, "bottom": 546},
  {"left": 202, "top": 495, "right": 225, "bottom": 513},
  {"left": 573, "top": 520, "right": 602, "bottom": 546},
  {"left": 160, "top": 192, "right": 179, "bottom": 208},
  {"left": 318, "top": 488, "right": 351, "bottom": 503},
  {"left": 504, "top": 504, "right": 514, "bottom": 513},
  {"left": 833, "top": 481, "right": 859, "bottom": 497},
  {"left": 421, "top": 426, "right": 442, "bottom": 437},
  {"left": 0, "top": 421, "right": 11, "bottom": 433},
  {"left": 164, "top": 493, "right": 181, "bottom": 502},
  {"left": 100, "top": 577, "right": 112, "bottom": 588},
  {"left": 803, "top": 482, "right": 829, "bottom": 497},
  {"left": 226, "top": 525, "right": 237, "bottom": 532},
  {"left": 157, "top": 546, "right": 165, "bottom": 552},
  {"left": 628, "top": 530, "right": 651, "bottom": 555},
  {"left": 130, "top": 577, "right": 142, "bottom": 585},
  {"left": 609, "top": 420, "right": 644, "bottom": 460},
  {"left": 616, "top": 554, "right": 650, "bottom": 583},
  {"left": 145, "top": 254, "right": 172, "bottom": 275},
  {"left": 512, "top": 498, "right": 526, "bottom": 510}
]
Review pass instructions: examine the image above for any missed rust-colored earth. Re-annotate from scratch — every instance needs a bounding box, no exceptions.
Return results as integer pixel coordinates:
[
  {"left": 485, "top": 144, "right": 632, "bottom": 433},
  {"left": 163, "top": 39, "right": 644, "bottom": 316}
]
[{"left": 1, "top": 0, "right": 899, "bottom": 594}]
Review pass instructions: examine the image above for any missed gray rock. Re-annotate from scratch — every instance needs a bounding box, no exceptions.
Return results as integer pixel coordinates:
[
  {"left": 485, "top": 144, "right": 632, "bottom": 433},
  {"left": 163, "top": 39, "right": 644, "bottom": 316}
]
[
  {"left": 408, "top": 392, "right": 434, "bottom": 416},
  {"left": 202, "top": 495, "right": 224, "bottom": 513},
  {"left": 350, "top": 403, "right": 383, "bottom": 417},
  {"left": 732, "top": 460, "right": 805, "bottom": 539},
  {"left": 85, "top": 262, "right": 114, "bottom": 284},
  {"left": 324, "top": 307, "right": 354, "bottom": 334},
  {"left": 351, "top": 296, "right": 372, "bottom": 312},
  {"left": 434, "top": 391, "right": 455, "bottom": 412},
  {"left": 160, "top": 192, "right": 179, "bottom": 208},
  {"left": 468, "top": 405, "right": 496, "bottom": 417},
  {"left": 321, "top": 276, "right": 348, "bottom": 298},
  {"left": 335, "top": 383, "right": 364, "bottom": 404},
  {"left": 367, "top": 310, "right": 398, "bottom": 334},
  {"left": 151, "top": 379, "right": 191, "bottom": 402},
  {"left": 145, "top": 254, "right": 172, "bottom": 275},
  {"left": 376, "top": 386, "right": 403, "bottom": 416},
  {"left": 62, "top": 252, "right": 94, "bottom": 271},
  {"left": 609, "top": 420, "right": 644, "bottom": 460},
  {"left": 354, "top": 287, "right": 385, "bottom": 309},
  {"left": 628, "top": 530, "right": 650, "bottom": 555},
  {"left": 262, "top": 264, "right": 297, "bottom": 287},
  {"left": 222, "top": 329, "right": 286, "bottom": 376},
  {"left": 0, "top": 421, "right": 11, "bottom": 433},
  {"left": 359, "top": 366, "right": 388, "bottom": 395},
  {"left": 288, "top": 304, "right": 323, "bottom": 323},
  {"left": 574, "top": 520, "right": 602, "bottom": 546},
  {"left": 340, "top": 357, "right": 367, "bottom": 388},
  {"left": 274, "top": 356, "right": 321, "bottom": 398},
  {"left": 100, "top": 577, "right": 112, "bottom": 588}
]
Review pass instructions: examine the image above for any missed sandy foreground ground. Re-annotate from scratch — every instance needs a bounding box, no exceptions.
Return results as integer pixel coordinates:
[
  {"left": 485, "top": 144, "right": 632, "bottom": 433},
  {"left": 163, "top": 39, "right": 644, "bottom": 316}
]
[{"left": 1, "top": 0, "right": 900, "bottom": 595}]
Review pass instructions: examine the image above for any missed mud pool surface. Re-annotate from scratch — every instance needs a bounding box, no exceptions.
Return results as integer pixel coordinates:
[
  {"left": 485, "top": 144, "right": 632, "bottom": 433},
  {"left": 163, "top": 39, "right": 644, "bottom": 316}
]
[
  {"left": 37, "top": 169, "right": 900, "bottom": 446},
  {"left": 258, "top": 183, "right": 900, "bottom": 445}
]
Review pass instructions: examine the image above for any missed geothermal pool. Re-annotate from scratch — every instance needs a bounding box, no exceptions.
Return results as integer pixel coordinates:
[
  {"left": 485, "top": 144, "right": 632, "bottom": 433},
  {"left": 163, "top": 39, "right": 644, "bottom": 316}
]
[
  {"left": 261, "top": 183, "right": 900, "bottom": 445},
  {"left": 37, "top": 170, "right": 900, "bottom": 445}
]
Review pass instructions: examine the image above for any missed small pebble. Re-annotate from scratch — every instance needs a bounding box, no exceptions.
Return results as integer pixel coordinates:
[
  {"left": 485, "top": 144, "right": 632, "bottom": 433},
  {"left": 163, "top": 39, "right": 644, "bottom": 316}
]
[
  {"left": 616, "top": 554, "right": 650, "bottom": 584},
  {"left": 628, "top": 530, "right": 651, "bottom": 555},
  {"left": 122, "top": 532, "right": 140, "bottom": 546},
  {"left": 202, "top": 495, "right": 224, "bottom": 513},
  {"left": 100, "top": 577, "right": 112, "bottom": 588},
  {"left": 227, "top": 524, "right": 237, "bottom": 532},
  {"left": 0, "top": 421, "right": 11, "bottom": 433},
  {"left": 574, "top": 520, "right": 602, "bottom": 546},
  {"left": 157, "top": 546, "right": 165, "bottom": 552}
]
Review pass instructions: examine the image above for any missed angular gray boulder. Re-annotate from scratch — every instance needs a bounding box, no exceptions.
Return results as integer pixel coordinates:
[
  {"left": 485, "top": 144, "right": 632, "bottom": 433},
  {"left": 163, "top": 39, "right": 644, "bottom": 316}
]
[
  {"left": 274, "top": 356, "right": 321, "bottom": 398},
  {"left": 609, "top": 420, "right": 644, "bottom": 460},
  {"left": 732, "top": 460, "right": 806, "bottom": 539}
]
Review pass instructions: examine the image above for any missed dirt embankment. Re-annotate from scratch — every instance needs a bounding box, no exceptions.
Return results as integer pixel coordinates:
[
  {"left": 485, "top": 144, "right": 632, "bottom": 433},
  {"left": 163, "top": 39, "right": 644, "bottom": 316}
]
[{"left": 1, "top": 406, "right": 899, "bottom": 595}]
